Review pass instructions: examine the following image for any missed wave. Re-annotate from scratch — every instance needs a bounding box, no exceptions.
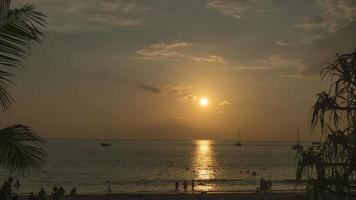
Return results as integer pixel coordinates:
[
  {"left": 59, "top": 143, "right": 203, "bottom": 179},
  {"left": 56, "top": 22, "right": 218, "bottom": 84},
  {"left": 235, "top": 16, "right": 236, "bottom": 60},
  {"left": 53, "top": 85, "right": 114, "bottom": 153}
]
[{"left": 112, "top": 178, "right": 302, "bottom": 186}]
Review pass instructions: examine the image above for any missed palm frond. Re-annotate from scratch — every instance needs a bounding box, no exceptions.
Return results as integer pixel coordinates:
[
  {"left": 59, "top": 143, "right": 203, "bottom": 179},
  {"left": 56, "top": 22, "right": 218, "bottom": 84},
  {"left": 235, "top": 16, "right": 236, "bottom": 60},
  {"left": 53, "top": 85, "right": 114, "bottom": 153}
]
[
  {"left": 0, "top": 124, "right": 46, "bottom": 172},
  {"left": 296, "top": 49, "right": 356, "bottom": 199},
  {"left": 0, "top": 3, "right": 46, "bottom": 112}
]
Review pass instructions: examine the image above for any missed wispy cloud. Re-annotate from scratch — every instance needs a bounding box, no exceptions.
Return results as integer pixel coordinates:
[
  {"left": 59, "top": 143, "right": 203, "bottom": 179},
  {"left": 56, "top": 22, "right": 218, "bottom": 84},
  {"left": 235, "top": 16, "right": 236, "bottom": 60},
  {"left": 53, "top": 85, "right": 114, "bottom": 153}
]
[
  {"left": 130, "top": 81, "right": 161, "bottom": 94},
  {"left": 219, "top": 101, "right": 232, "bottom": 107},
  {"left": 30, "top": 0, "right": 150, "bottom": 32},
  {"left": 206, "top": 0, "right": 248, "bottom": 16},
  {"left": 219, "top": 55, "right": 305, "bottom": 72},
  {"left": 137, "top": 41, "right": 225, "bottom": 63},
  {"left": 129, "top": 82, "right": 234, "bottom": 109},
  {"left": 294, "top": 0, "right": 356, "bottom": 33},
  {"left": 294, "top": 16, "right": 327, "bottom": 31},
  {"left": 216, "top": 55, "right": 315, "bottom": 78},
  {"left": 275, "top": 41, "right": 290, "bottom": 47},
  {"left": 128, "top": 81, "right": 198, "bottom": 101},
  {"left": 206, "top": 0, "right": 271, "bottom": 18},
  {"left": 169, "top": 116, "right": 198, "bottom": 122},
  {"left": 318, "top": 0, "right": 356, "bottom": 33},
  {"left": 162, "top": 83, "right": 198, "bottom": 101}
]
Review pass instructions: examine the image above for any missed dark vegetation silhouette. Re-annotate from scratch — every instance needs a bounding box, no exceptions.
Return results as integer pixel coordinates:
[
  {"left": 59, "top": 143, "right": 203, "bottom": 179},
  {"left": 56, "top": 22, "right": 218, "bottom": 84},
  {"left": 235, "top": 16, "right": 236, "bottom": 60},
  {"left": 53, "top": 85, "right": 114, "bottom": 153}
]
[
  {"left": 0, "top": 0, "right": 47, "bottom": 172},
  {"left": 295, "top": 49, "right": 356, "bottom": 200}
]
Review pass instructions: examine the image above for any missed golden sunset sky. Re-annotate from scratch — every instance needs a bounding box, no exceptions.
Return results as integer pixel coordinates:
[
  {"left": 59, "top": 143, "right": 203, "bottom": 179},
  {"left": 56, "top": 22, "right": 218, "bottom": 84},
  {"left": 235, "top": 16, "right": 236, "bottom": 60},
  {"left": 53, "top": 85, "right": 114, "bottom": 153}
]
[{"left": 2, "top": 0, "right": 356, "bottom": 140}]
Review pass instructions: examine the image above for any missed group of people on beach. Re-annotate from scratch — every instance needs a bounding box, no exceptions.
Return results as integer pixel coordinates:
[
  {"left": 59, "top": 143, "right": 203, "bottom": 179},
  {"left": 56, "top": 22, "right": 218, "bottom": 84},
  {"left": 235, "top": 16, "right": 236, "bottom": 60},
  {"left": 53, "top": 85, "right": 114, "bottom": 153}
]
[
  {"left": 175, "top": 180, "right": 195, "bottom": 193},
  {"left": 0, "top": 177, "right": 78, "bottom": 200},
  {"left": 257, "top": 178, "right": 272, "bottom": 193},
  {"left": 0, "top": 177, "right": 21, "bottom": 200},
  {"left": 36, "top": 186, "right": 77, "bottom": 200}
]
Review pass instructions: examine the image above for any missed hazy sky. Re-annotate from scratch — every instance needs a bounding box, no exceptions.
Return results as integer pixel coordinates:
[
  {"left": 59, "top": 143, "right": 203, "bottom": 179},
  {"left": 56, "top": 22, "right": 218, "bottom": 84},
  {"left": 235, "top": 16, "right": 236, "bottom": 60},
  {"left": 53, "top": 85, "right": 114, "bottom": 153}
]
[{"left": 3, "top": 0, "right": 356, "bottom": 140}]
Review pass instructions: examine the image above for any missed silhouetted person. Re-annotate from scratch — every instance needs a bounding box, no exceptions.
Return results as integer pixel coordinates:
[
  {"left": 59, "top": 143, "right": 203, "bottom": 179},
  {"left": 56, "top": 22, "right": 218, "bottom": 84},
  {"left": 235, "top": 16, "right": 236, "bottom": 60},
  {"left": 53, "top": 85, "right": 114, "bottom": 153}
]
[
  {"left": 38, "top": 187, "right": 46, "bottom": 200},
  {"left": 260, "top": 178, "right": 266, "bottom": 193},
  {"left": 183, "top": 181, "right": 187, "bottom": 192},
  {"left": 2, "top": 180, "right": 12, "bottom": 200},
  {"left": 7, "top": 177, "right": 13, "bottom": 184},
  {"left": 70, "top": 188, "right": 77, "bottom": 196},
  {"left": 14, "top": 180, "right": 20, "bottom": 191},
  {"left": 175, "top": 181, "right": 179, "bottom": 193},
  {"left": 256, "top": 187, "right": 260, "bottom": 194},
  {"left": 191, "top": 179, "right": 195, "bottom": 193},
  {"left": 13, "top": 194, "right": 19, "bottom": 200},
  {"left": 267, "top": 179, "right": 272, "bottom": 191},
  {"left": 52, "top": 187, "right": 59, "bottom": 200},
  {"left": 28, "top": 192, "right": 35, "bottom": 200},
  {"left": 252, "top": 171, "right": 256, "bottom": 176},
  {"left": 58, "top": 186, "right": 65, "bottom": 197}
]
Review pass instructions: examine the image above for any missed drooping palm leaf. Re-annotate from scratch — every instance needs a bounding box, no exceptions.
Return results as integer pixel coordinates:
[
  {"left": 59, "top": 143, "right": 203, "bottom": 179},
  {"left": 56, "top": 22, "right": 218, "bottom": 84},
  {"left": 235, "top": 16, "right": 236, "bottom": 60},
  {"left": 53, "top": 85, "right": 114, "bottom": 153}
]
[
  {"left": 296, "top": 49, "right": 356, "bottom": 199},
  {"left": 0, "top": 3, "right": 46, "bottom": 112},
  {"left": 0, "top": 124, "right": 46, "bottom": 172}
]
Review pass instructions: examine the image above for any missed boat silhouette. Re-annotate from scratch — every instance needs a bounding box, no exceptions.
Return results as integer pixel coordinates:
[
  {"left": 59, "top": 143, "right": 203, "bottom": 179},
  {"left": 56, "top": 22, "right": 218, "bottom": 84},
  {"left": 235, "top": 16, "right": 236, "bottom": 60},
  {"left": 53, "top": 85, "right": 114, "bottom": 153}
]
[
  {"left": 235, "top": 129, "right": 242, "bottom": 146},
  {"left": 100, "top": 132, "right": 111, "bottom": 147},
  {"left": 292, "top": 126, "right": 302, "bottom": 150}
]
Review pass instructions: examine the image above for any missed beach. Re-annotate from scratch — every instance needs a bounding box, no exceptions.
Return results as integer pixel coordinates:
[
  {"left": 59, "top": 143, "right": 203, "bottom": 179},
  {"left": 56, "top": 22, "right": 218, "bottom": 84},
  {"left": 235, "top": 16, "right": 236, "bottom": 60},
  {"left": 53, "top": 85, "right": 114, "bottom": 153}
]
[{"left": 22, "top": 192, "right": 304, "bottom": 200}]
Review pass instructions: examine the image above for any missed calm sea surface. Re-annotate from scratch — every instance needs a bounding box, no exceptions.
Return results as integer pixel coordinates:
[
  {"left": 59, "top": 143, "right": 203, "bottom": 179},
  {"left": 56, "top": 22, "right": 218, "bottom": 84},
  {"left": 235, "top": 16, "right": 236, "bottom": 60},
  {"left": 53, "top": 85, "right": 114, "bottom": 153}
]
[{"left": 1, "top": 140, "right": 304, "bottom": 194}]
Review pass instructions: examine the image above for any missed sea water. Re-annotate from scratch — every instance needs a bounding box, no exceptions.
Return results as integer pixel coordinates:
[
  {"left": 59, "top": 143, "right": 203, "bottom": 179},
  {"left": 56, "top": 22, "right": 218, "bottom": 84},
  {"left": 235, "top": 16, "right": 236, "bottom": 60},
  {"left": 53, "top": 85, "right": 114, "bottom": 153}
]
[{"left": 0, "top": 139, "right": 304, "bottom": 194}]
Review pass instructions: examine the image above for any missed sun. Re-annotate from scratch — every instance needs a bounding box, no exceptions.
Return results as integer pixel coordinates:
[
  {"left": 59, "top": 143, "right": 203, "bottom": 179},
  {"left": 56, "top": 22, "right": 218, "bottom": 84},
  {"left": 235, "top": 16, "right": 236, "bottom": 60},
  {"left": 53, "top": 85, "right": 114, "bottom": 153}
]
[{"left": 200, "top": 98, "right": 209, "bottom": 106}]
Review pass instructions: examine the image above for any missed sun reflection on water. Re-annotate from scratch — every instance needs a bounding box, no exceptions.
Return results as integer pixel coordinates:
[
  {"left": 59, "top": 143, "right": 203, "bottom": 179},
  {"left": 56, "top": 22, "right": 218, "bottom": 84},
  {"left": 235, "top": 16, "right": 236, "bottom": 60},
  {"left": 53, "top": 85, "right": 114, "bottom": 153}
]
[{"left": 193, "top": 140, "right": 216, "bottom": 191}]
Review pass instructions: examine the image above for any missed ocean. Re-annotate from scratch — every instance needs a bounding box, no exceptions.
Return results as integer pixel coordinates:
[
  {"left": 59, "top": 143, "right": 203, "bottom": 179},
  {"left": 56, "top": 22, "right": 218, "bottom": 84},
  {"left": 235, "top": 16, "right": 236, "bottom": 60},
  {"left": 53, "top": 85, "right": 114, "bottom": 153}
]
[{"left": 1, "top": 139, "right": 304, "bottom": 194}]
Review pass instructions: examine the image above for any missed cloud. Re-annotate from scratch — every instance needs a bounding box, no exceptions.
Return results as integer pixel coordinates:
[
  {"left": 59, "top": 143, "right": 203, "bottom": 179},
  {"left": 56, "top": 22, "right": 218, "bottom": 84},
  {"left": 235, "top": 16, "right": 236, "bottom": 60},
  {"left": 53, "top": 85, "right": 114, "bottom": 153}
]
[
  {"left": 206, "top": 0, "right": 248, "bottom": 16},
  {"left": 318, "top": 0, "right": 356, "bottom": 33},
  {"left": 137, "top": 41, "right": 225, "bottom": 63},
  {"left": 219, "top": 101, "right": 232, "bottom": 107},
  {"left": 130, "top": 81, "right": 161, "bottom": 94},
  {"left": 275, "top": 41, "right": 290, "bottom": 47},
  {"left": 28, "top": 0, "right": 150, "bottom": 32},
  {"left": 206, "top": 0, "right": 270, "bottom": 18},
  {"left": 294, "top": 0, "right": 356, "bottom": 33},
  {"left": 162, "top": 83, "right": 198, "bottom": 101},
  {"left": 219, "top": 55, "right": 306, "bottom": 73},
  {"left": 294, "top": 16, "right": 327, "bottom": 31},
  {"left": 128, "top": 81, "right": 199, "bottom": 101},
  {"left": 169, "top": 116, "right": 197, "bottom": 122}
]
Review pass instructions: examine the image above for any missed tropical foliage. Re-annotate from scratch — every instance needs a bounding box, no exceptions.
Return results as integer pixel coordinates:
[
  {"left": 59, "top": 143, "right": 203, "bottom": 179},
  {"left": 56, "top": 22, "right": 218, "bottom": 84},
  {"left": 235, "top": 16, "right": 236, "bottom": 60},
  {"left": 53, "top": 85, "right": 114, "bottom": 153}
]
[
  {"left": 0, "top": 0, "right": 47, "bottom": 172},
  {"left": 295, "top": 50, "right": 356, "bottom": 200}
]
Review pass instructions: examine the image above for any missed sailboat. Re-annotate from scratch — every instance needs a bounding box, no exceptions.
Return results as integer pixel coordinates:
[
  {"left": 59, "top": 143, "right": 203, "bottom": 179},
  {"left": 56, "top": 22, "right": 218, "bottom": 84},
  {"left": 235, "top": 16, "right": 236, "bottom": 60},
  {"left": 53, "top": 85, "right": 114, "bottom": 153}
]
[
  {"left": 292, "top": 126, "right": 302, "bottom": 150},
  {"left": 100, "top": 132, "right": 111, "bottom": 147},
  {"left": 235, "top": 129, "right": 242, "bottom": 146}
]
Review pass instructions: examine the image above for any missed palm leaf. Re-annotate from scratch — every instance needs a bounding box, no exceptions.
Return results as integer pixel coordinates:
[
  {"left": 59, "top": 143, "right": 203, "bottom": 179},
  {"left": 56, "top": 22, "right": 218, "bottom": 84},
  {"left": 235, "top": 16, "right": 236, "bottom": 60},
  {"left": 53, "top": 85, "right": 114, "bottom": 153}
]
[
  {"left": 0, "top": 124, "right": 46, "bottom": 172},
  {"left": 0, "top": 3, "right": 46, "bottom": 112}
]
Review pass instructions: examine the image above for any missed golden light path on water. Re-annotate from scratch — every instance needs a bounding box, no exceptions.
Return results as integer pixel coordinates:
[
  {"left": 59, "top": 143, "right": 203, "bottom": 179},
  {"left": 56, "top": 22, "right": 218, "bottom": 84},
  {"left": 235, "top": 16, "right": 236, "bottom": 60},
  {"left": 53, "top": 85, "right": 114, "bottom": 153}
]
[{"left": 193, "top": 140, "right": 216, "bottom": 191}]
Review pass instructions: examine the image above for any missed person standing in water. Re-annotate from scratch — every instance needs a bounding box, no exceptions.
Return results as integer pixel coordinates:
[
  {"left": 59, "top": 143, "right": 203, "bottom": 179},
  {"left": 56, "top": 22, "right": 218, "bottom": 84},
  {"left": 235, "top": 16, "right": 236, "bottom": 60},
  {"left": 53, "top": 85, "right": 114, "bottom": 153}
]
[
  {"left": 183, "top": 181, "right": 188, "bottom": 192},
  {"left": 38, "top": 187, "right": 46, "bottom": 200},
  {"left": 70, "top": 187, "right": 77, "bottom": 196},
  {"left": 175, "top": 181, "right": 179, "bottom": 193},
  {"left": 191, "top": 179, "right": 195, "bottom": 193},
  {"left": 267, "top": 179, "right": 272, "bottom": 191}
]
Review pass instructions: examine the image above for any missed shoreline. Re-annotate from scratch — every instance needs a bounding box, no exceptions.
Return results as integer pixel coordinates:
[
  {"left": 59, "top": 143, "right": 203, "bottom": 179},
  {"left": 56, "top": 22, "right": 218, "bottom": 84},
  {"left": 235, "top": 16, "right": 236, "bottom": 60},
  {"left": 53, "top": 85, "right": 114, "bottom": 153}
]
[
  {"left": 18, "top": 189, "right": 305, "bottom": 195},
  {"left": 42, "top": 192, "right": 305, "bottom": 200},
  {"left": 19, "top": 191, "right": 306, "bottom": 200}
]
